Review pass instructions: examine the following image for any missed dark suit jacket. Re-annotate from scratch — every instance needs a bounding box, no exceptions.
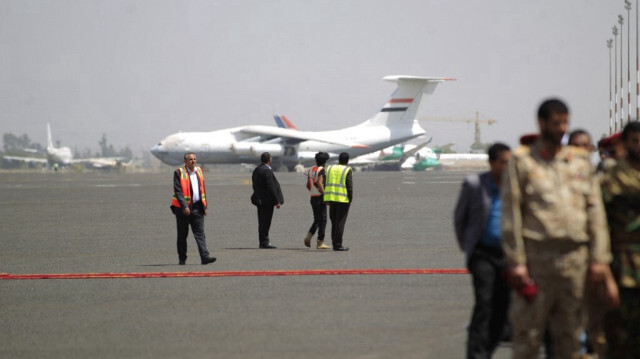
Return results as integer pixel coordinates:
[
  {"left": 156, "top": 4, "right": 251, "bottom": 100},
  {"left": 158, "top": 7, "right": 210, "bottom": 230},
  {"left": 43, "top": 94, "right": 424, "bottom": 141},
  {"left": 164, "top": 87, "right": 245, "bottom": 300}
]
[
  {"left": 453, "top": 171, "right": 492, "bottom": 262},
  {"left": 251, "top": 163, "right": 284, "bottom": 207},
  {"left": 172, "top": 166, "right": 207, "bottom": 212}
]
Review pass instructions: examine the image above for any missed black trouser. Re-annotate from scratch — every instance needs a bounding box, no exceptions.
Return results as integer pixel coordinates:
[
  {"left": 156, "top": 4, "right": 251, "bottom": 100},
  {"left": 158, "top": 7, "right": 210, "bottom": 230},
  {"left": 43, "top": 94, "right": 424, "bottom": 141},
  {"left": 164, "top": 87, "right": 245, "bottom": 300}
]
[
  {"left": 308, "top": 196, "right": 327, "bottom": 240},
  {"left": 328, "top": 202, "right": 350, "bottom": 248},
  {"left": 467, "top": 243, "right": 510, "bottom": 359},
  {"left": 604, "top": 287, "right": 640, "bottom": 359},
  {"left": 173, "top": 202, "right": 210, "bottom": 261},
  {"left": 257, "top": 205, "right": 275, "bottom": 245}
]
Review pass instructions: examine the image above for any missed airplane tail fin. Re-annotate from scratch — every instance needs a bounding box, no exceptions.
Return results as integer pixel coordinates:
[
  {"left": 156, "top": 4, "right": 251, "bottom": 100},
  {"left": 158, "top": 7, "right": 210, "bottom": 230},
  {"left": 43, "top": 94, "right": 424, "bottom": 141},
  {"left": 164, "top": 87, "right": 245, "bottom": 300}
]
[
  {"left": 46, "top": 123, "right": 54, "bottom": 149},
  {"left": 366, "top": 76, "right": 454, "bottom": 127},
  {"left": 273, "top": 115, "right": 299, "bottom": 130}
]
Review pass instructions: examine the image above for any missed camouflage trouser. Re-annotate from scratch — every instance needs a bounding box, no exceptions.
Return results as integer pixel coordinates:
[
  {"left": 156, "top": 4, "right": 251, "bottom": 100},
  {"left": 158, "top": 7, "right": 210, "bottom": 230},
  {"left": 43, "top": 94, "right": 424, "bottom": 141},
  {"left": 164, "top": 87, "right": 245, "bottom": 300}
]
[
  {"left": 510, "top": 241, "right": 588, "bottom": 359},
  {"left": 604, "top": 287, "right": 640, "bottom": 359}
]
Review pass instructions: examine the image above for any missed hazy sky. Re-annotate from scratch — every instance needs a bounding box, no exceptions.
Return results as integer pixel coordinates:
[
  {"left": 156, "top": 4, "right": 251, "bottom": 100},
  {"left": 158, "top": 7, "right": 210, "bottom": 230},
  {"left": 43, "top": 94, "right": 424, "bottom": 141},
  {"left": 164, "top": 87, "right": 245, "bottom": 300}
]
[{"left": 0, "top": 1, "right": 627, "bottom": 156}]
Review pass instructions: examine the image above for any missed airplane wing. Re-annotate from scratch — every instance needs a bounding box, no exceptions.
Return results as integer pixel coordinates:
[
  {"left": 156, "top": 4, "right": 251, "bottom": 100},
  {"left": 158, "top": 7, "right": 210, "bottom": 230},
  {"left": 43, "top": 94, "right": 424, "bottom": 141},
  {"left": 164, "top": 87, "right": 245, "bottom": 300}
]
[
  {"left": 350, "top": 141, "right": 434, "bottom": 170},
  {"left": 2, "top": 155, "right": 48, "bottom": 164},
  {"left": 236, "top": 125, "right": 369, "bottom": 148},
  {"left": 69, "top": 157, "right": 126, "bottom": 168},
  {"left": 398, "top": 141, "right": 431, "bottom": 166}
]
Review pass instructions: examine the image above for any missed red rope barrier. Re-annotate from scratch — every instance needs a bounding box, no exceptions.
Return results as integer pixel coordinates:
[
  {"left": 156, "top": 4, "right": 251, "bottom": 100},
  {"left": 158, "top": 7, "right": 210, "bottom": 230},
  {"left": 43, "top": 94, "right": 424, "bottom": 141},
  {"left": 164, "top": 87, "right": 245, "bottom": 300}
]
[{"left": 0, "top": 268, "right": 468, "bottom": 280}]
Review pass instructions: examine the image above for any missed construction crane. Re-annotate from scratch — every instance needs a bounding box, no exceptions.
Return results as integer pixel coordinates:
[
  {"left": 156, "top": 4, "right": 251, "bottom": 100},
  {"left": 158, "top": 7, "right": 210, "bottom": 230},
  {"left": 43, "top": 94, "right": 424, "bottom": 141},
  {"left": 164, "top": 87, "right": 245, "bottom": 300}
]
[{"left": 421, "top": 111, "right": 497, "bottom": 152}]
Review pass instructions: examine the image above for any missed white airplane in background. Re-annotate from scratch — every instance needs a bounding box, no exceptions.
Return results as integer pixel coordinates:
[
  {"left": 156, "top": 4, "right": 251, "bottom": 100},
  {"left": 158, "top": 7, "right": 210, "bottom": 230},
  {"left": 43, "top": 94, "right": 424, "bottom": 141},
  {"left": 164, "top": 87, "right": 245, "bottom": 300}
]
[
  {"left": 3, "top": 124, "right": 127, "bottom": 169},
  {"left": 150, "top": 75, "right": 453, "bottom": 170},
  {"left": 273, "top": 117, "right": 486, "bottom": 171},
  {"left": 273, "top": 114, "right": 439, "bottom": 171}
]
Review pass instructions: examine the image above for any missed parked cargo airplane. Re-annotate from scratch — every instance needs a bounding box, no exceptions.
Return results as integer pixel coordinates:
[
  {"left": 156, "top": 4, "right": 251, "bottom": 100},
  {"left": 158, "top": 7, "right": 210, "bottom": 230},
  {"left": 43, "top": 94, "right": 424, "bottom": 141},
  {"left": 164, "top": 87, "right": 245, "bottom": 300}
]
[
  {"left": 3, "top": 123, "right": 126, "bottom": 169},
  {"left": 150, "top": 76, "right": 453, "bottom": 169}
]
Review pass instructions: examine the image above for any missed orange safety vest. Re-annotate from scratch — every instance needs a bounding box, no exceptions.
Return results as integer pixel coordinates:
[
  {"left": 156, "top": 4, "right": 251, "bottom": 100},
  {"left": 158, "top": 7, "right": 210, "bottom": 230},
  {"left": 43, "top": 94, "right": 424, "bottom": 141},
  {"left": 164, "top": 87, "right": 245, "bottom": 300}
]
[
  {"left": 307, "top": 165, "right": 324, "bottom": 197},
  {"left": 171, "top": 166, "right": 207, "bottom": 208}
]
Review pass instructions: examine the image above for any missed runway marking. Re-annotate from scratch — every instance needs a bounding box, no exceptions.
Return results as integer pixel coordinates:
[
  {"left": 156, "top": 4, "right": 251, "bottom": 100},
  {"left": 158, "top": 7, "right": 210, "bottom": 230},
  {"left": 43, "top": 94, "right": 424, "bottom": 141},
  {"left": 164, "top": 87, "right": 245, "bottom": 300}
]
[
  {"left": 0, "top": 268, "right": 468, "bottom": 280},
  {"left": 423, "top": 181, "right": 462, "bottom": 184}
]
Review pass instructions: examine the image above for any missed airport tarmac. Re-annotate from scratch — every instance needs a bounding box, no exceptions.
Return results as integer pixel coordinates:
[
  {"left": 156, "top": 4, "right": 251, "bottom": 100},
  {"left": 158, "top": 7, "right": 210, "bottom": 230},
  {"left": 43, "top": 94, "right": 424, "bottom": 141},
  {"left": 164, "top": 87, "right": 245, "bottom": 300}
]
[{"left": 0, "top": 169, "right": 512, "bottom": 358}]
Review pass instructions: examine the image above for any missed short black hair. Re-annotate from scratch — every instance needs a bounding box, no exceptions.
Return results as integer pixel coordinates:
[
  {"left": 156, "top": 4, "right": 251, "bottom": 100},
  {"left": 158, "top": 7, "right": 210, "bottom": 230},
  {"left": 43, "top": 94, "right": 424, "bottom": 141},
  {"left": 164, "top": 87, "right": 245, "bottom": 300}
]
[
  {"left": 568, "top": 129, "right": 590, "bottom": 145},
  {"left": 338, "top": 152, "right": 349, "bottom": 165},
  {"left": 315, "top": 152, "right": 329, "bottom": 166},
  {"left": 487, "top": 142, "right": 510, "bottom": 161},
  {"left": 622, "top": 121, "right": 640, "bottom": 141},
  {"left": 537, "top": 98, "right": 569, "bottom": 122},
  {"left": 260, "top": 152, "right": 271, "bottom": 164},
  {"left": 184, "top": 152, "right": 196, "bottom": 160}
]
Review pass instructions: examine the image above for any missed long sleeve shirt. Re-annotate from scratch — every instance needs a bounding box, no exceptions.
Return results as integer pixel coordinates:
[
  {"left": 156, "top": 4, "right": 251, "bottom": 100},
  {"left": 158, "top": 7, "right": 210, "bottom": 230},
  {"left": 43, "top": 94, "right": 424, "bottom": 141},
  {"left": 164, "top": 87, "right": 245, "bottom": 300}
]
[{"left": 501, "top": 143, "right": 611, "bottom": 266}]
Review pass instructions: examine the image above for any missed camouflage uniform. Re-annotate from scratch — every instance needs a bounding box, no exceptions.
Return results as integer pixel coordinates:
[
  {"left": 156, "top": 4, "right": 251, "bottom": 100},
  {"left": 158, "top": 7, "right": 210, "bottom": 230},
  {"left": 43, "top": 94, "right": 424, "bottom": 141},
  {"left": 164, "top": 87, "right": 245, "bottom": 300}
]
[
  {"left": 600, "top": 158, "right": 640, "bottom": 358},
  {"left": 501, "top": 143, "right": 611, "bottom": 359}
]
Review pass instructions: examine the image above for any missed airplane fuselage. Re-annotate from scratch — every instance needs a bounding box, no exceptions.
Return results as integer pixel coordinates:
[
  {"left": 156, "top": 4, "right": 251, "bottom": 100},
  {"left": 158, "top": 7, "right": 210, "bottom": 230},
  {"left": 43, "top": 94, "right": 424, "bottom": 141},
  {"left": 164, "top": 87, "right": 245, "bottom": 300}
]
[{"left": 151, "top": 121, "right": 425, "bottom": 167}]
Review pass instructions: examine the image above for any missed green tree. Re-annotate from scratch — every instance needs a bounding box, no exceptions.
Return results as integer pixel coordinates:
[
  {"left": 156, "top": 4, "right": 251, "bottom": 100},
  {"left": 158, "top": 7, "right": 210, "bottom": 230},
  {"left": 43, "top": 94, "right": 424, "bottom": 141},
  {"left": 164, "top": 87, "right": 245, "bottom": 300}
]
[
  {"left": 3, "top": 133, "right": 43, "bottom": 153},
  {"left": 98, "top": 133, "right": 133, "bottom": 160}
]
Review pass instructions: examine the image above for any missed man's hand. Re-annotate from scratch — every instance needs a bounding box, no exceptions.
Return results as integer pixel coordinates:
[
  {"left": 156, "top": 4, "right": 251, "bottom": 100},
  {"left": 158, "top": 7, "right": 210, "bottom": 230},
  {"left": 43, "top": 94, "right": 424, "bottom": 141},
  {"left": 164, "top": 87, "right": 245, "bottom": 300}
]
[
  {"left": 588, "top": 263, "right": 608, "bottom": 283},
  {"left": 276, "top": 203, "right": 281, "bottom": 209},
  {"left": 182, "top": 207, "right": 190, "bottom": 215},
  {"left": 589, "top": 263, "right": 620, "bottom": 307},
  {"left": 604, "top": 270, "right": 620, "bottom": 308},
  {"left": 204, "top": 209, "right": 208, "bottom": 216},
  {"left": 506, "top": 264, "right": 533, "bottom": 289}
]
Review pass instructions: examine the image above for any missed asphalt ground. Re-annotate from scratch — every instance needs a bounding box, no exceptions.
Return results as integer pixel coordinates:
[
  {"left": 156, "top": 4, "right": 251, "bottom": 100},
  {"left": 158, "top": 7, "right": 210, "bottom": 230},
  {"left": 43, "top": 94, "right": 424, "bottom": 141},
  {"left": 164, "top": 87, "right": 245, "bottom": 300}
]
[{"left": 0, "top": 168, "right": 512, "bottom": 358}]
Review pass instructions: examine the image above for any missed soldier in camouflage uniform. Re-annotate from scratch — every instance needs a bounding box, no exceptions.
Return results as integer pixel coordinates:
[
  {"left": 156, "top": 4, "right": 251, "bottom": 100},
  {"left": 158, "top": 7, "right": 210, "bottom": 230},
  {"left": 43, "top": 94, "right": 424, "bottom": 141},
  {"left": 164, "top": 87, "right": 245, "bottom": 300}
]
[
  {"left": 501, "top": 99, "right": 612, "bottom": 359},
  {"left": 601, "top": 121, "right": 640, "bottom": 358}
]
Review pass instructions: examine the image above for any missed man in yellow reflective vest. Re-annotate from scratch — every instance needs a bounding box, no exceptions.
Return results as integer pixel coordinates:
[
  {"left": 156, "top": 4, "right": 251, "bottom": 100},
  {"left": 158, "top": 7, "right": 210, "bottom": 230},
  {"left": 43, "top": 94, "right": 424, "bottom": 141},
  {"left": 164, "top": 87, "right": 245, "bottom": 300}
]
[
  {"left": 170, "top": 152, "right": 216, "bottom": 265},
  {"left": 323, "top": 152, "right": 353, "bottom": 251}
]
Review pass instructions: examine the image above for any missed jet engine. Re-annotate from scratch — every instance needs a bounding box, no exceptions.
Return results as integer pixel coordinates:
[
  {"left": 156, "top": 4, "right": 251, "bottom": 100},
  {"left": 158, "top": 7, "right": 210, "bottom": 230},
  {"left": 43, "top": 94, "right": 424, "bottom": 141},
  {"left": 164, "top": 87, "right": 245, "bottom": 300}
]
[{"left": 231, "top": 143, "right": 284, "bottom": 157}]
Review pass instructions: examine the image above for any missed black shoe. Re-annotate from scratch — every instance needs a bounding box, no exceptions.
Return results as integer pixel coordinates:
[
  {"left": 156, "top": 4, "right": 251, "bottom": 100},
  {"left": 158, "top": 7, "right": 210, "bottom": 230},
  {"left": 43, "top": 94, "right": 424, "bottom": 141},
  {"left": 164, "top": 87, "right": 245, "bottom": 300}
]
[
  {"left": 333, "top": 246, "right": 349, "bottom": 251},
  {"left": 179, "top": 260, "right": 186, "bottom": 265},
  {"left": 259, "top": 243, "right": 277, "bottom": 249},
  {"left": 201, "top": 257, "right": 217, "bottom": 265}
]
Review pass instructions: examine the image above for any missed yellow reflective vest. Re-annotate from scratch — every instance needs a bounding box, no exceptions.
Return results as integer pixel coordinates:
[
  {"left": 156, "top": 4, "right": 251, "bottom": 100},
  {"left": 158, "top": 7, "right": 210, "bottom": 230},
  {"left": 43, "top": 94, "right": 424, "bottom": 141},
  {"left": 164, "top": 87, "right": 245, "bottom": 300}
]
[{"left": 323, "top": 164, "right": 352, "bottom": 203}]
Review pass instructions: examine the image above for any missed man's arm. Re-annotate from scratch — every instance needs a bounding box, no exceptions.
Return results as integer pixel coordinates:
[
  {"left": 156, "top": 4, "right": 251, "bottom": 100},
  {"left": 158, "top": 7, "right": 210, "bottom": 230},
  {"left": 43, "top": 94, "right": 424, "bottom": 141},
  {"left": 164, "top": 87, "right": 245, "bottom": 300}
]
[
  {"left": 453, "top": 177, "right": 472, "bottom": 251},
  {"left": 501, "top": 157, "right": 531, "bottom": 288},
  {"left": 585, "top": 170, "right": 612, "bottom": 283},
  {"left": 316, "top": 169, "right": 325, "bottom": 194},
  {"left": 199, "top": 172, "right": 208, "bottom": 215},
  {"left": 173, "top": 170, "right": 190, "bottom": 215},
  {"left": 587, "top": 173, "right": 612, "bottom": 265},
  {"left": 345, "top": 169, "right": 353, "bottom": 202},
  {"left": 501, "top": 158, "right": 525, "bottom": 266},
  {"left": 264, "top": 170, "right": 283, "bottom": 206}
]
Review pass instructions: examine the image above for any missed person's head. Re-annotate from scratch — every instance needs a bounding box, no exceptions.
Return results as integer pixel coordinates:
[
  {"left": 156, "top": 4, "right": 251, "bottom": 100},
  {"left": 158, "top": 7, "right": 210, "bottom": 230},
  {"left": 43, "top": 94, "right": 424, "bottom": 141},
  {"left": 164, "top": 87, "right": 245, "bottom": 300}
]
[
  {"left": 597, "top": 138, "right": 608, "bottom": 160},
  {"left": 260, "top": 152, "right": 272, "bottom": 165},
  {"left": 183, "top": 152, "right": 197, "bottom": 170},
  {"left": 315, "top": 152, "right": 329, "bottom": 166},
  {"left": 487, "top": 143, "right": 511, "bottom": 184},
  {"left": 568, "top": 129, "right": 594, "bottom": 152},
  {"left": 622, "top": 122, "right": 640, "bottom": 162},
  {"left": 338, "top": 152, "right": 349, "bottom": 165},
  {"left": 537, "top": 98, "right": 569, "bottom": 145},
  {"left": 603, "top": 133, "right": 626, "bottom": 160}
]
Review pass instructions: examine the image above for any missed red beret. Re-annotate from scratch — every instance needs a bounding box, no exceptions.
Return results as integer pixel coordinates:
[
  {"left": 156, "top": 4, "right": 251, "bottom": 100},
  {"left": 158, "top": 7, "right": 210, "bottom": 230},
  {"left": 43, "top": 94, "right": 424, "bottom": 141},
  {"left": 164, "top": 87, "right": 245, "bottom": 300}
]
[{"left": 519, "top": 133, "right": 540, "bottom": 145}]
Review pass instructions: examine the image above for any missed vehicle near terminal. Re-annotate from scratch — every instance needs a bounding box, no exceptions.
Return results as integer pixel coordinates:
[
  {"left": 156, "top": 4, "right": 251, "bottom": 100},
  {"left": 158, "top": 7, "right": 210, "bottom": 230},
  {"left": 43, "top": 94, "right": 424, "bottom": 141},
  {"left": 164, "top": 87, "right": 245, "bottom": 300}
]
[{"left": 150, "top": 75, "right": 453, "bottom": 170}]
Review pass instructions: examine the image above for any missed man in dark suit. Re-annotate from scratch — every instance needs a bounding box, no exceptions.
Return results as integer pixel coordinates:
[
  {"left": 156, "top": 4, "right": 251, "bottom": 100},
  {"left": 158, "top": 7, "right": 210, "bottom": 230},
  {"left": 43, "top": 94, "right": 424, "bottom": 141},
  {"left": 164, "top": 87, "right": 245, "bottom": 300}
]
[
  {"left": 251, "top": 152, "right": 284, "bottom": 249},
  {"left": 170, "top": 152, "right": 216, "bottom": 265},
  {"left": 454, "top": 143, "right": 511, "bottom": 359}
]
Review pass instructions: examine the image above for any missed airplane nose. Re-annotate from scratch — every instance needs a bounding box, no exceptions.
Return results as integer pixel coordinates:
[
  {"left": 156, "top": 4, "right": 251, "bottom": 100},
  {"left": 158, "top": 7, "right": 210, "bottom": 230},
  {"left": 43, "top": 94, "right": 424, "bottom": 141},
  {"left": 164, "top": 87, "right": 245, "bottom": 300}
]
[{"left": 150, "top": 144, "right": 163, "bottom": 159}]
